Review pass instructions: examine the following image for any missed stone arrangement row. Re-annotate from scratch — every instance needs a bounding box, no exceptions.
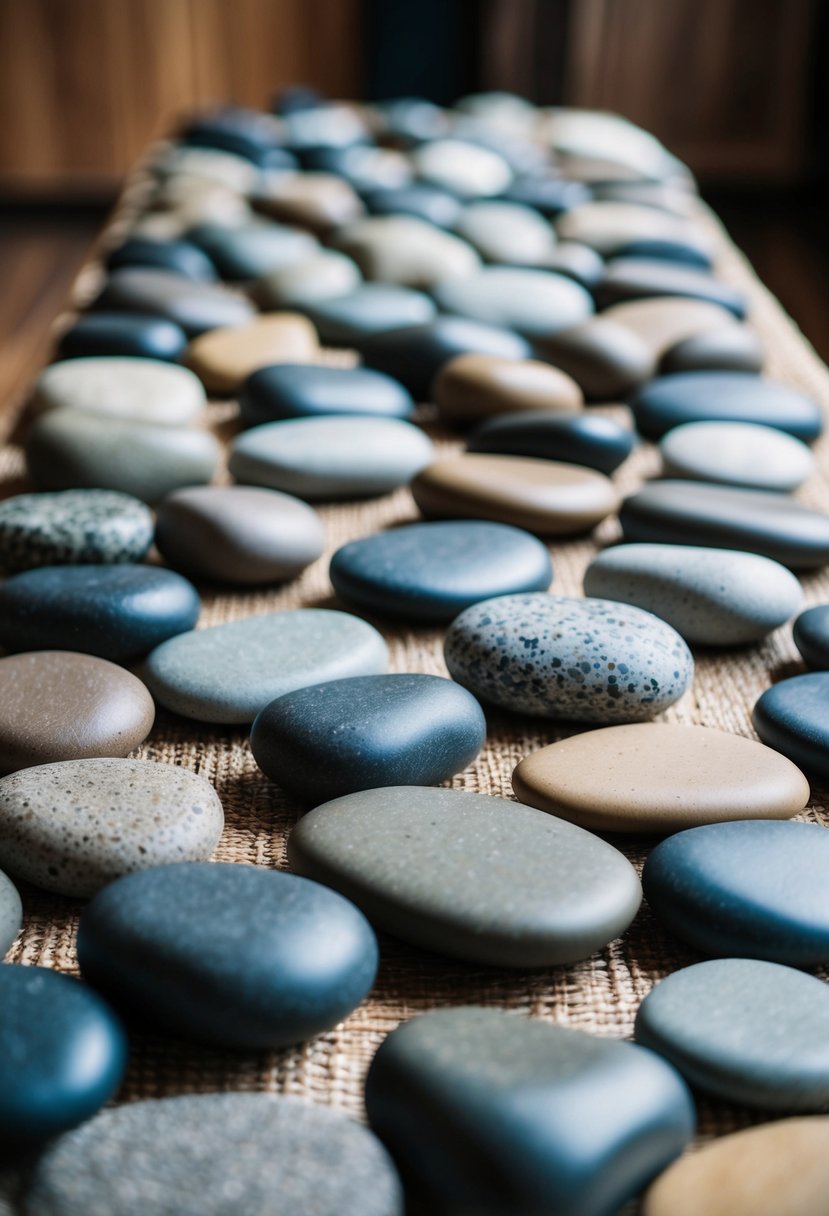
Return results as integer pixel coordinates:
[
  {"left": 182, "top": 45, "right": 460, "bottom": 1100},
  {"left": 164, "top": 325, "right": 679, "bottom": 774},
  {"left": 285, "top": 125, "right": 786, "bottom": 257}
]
[{"left": 2, "top": 91, "right": 829, "bottom": 1216}]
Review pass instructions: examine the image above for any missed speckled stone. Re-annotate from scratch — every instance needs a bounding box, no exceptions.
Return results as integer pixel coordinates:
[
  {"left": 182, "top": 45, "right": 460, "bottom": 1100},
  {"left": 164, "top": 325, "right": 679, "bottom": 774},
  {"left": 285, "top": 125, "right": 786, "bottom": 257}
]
[
  {"left": 184, "top": 313, "right": 318, "bottom": 395},
  {"left": 252, "top": 250, "right": 361, "bottom": 309},
  {"left": 660, "top": 421, "right": 814, "bottom": 491},
  {"left": 94, "top": 267, "right": 255, "bottom": 337},
  {"left": 643, "top": 819, "right": 829, "bottom": 965},
  {"left": 0, "top": 964, "right": 126, "bottom": 1142},
  {"left": 635, "top": 958, "right": 829, "bottom": 1110},
  {"left": 240, "top": 363, "right": 414, "bottom": 427},
  {"left": 289, "top": 786, "right": 642, "bottom": 966},
  {"left": 78, "top": 863, "right": 377, "bottom": 1047},
  {"left": 0, "top": 651, "right": 154, "bottom": 773},
  {"left": 331, "top": 215, "right": 480, "bottom": 288},
  {"left": 432, "top": 267, "right": 594, "bottom": 339},
  {"left": 187, "top": 222, "right": 318, "bottom": 280},
  {"left": 444, "top": 593, "right": 693, "bottom": 723},
  {"left": 154, "top": 485, "right": 325, "bottom": 584},
  {"left": 753, "top": 672, "right": 829, "bottom": 780},
  {"left": 534, "top": 317, "right": 655, "bottom": 399},
  {"left": 142, "top": 608, "right": 387, "bottom": 724},
  {"left": 512, "top": 723, "right": 809, "bottom": 833},
  {"left": 105, "top": 236, "right": 218, "bottom": 282},
  {"left": 468, "top": 411, "right": 635, "bottom": 475},
  {"left": 793, "top": 605, "right": 829, "bottom": 669},
  {"left": 584, "top": 544, "right": 802, "bottom": 645},
  {"left": 659, "top": 324, "right": 765, "bottom": 375},
  {"left": 303, "top": 284, "right": 437, "bottom": 346},
  {"left": 632, "top": 372, "right": 823, "bottom": 442},
  {"left": 23, "top": 1093, "right": 402, "bottom": 1216},
  {"left": 434, "top": 354, "right": 583, "bottom": 425},
  {"left": 0, "top": 759, "right": 223, "bottom": 897},
  {"left": 57, "top": 314, "right": 188, "bottom": 362},
  {"left": 596, "top": 258, "right": 747, "bottom": 317},
  {"left": 0, "top": 490, "right": 153, "bottom": 573},
  {"left": 0, "top": 869, "right": 21, "bottom": 957},
  {"left": 453, "top": 200, "right": 557, "bottom": 264},
  {"left": 365, "top": 1007, "right": 694, "bottom": 1216},
  {"left": 32, "top": 357, "right": 207, "bottom": 426}
]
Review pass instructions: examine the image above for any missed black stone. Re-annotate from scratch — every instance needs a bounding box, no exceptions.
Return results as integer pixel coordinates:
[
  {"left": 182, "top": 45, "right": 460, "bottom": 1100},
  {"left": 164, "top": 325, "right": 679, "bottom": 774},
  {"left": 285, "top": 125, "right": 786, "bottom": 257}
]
[
  {"left": 753, "top": 671, "right": 829, "bottom": 780},
  {"left": 57, "top": 313, "right": 188, "bottom": 362},
  {"left": 240, "top": 363, "right": 413, "bottom": 427},
  {"left": 631, "top": 372, "right": 822, "bottom": 443},
  {"left": 792, "top": 605, "right": 829, "bottom": 670},
  {"left": 467, "top": 410, "right": 635, "bottom": 474}
]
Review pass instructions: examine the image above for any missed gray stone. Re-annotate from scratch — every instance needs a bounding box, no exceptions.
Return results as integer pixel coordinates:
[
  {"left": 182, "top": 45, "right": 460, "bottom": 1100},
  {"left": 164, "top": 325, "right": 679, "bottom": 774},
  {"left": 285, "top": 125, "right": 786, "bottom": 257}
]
[
  {"left": 95, "top": 268, "right": 255, "bottom": 337},
  {"left": 252, "top": 250, "right": 361, "bottom": 309},
  {"left": 0, "top": 869, "right": 21, "bottom": 957},
  {"left": 32, "top": 358, "right": 206, "bottom": 427},
  {"left": 188, "top": 221, "right": 318, "bottom": 280},
  {"left": 432, "top": 267, "right": 594, "bottom": 339},
  {"left": 303, "top": 283, "right": 436, "bottom": 346},
  {"left": 331, "top": 215, "right": 480, "bottom": 289},
  {"left": 0, "top": 490, "right": 153, "bottom": 573},
  {"left": 453, "top": 201, "right": 556, "bottom": 264},
  {"left": 660, "top": 421, "right": 814, "bottom": 491}
]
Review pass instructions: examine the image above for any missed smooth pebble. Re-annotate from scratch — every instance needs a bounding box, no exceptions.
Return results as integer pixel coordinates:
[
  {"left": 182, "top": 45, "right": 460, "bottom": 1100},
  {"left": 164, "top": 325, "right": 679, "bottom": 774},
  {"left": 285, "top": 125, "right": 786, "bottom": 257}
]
[
  {"left": 434, "top": 353, "right": 583, "bottom": 425},
  {"left": 32, "top": 357, "right": 206, "bottom": 426},
  {"left": 660, "top": 420, "right": 814, "bottom": 491},
  {"left": 468, "top": 410, "right": 634, "bottom": 474},
  {"left": 432, "top": 267, "right": 594, "bottom": 338},
  {"left": 240, "top": 363, "right": 413, "bottom": 426}
]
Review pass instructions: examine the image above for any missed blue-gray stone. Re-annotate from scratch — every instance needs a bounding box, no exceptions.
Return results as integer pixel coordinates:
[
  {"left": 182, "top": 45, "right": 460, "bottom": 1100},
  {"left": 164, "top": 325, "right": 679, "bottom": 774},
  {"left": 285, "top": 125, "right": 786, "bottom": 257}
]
[
  {"left": 181, "top": 109, "right": 287, "bottom": 165},
  {"left": 0, "top": 490, "right": 153, "bottom": 573},
  {"left": 793, "top": 605, "right": 829, "bottom": 669},
  {"left": 467, "top": 410, "right": 634, "bottom": 475},
  {"left": 303, "top": 284, "right": 437, "bottom": 346},
  {"left": 77, "top": 863, "right": 378, "bottom": 1049},
  {"left": 504, "top": 175, "right": 593, "bottom": 217},
  {"left": 0, "top": 964, "right": 126, "bottom": 1142},
  {"left": 643, "top": 820, "right": 829, "bottom": 965},
  {"left": 57, "top": 314, "right": 188, "bottom": 362},
  {"left": 635, "top": 958, "right": 829, "bottom": 1110},
  {"left": 596, "top": 258, "right": 746, "bottom": 317},
  {"left": 0, "top": 869, "right": 21, "bottom": 957},
  {"left": 659, "top": 325, "right": 764, "bottom": 375},
  {"left": 106, "top": 237, "right": 217, "bottom": 282},
  {"left": 330, "top": 520, "right": 553, "bottom": 621},
  {"left": 753, "top": 672, "right": 829, "bottom": 779},
  {"left": 94, "top": 268, "right": 255, "bottom": 337},
  {"left": 365, "top": 1006, "right": 695, "bottom": 1216},
  {"left": 251, "top": 674, "right": 487, "bottom": 803},
  {"left": 432, "top": 267, "right": 594, "bottom": 339},
  {"left": 363, "top": 184, "right": 462, "bottom": 228},
  {"left": 240, "top": 364, "right": 413, "bottom": 428},
  {"left": 187, "top": 222, "right": 318, "bottom": 280},
  {"left": 0, "top": 564, "right": 200, "bottom": 663},
  {"left": 631, "top": 372, "right": 822, "bottom": 443}
]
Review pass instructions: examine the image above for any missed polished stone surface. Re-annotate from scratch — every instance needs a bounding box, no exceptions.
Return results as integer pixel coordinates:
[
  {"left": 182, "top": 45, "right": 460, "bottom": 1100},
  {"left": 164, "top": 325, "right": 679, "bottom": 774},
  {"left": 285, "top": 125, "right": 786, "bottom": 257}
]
[
  {"left": 632, "top": 372, "right": 823, "bottom": 442},
  {"left": 240, "top": 363, "right": 413, "bottom": 427},
  {"left": 660, "top": 420, "right": 814, "bottom": 491},
  {"left": 468, "top": 410, "right": 634, "bottom": 474},
  {"left": 33, "top": 357, "right": 207, "bottom": 426}
]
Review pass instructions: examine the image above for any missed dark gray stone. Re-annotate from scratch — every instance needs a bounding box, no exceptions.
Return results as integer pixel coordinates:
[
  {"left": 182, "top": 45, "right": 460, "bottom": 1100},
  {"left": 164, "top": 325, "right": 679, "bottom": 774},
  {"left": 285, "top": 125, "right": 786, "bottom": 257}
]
[
  {"left": 106, "top": 237, "right": 218, "bottom": 282},
  {"left": 467, "top": 410, "right": 635, "bottom": 474},
  {"left": 631, "top": 372, "right": 822, "bottom": 443},
  {"left": 57, "top": 314, "right": 187, "bottom": 362},
  {"left": 240, "top": 364, "right": 413, "bottom": 427},
  {"left": 753, "top": 672, "right": 829, "bottom": 780}
]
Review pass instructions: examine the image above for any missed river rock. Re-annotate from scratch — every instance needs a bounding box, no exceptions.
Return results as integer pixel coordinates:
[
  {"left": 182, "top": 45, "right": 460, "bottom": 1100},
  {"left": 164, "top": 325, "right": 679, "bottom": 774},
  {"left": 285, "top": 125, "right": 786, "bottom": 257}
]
[
  {"left": 434, "top": 353, "right": 583, "bottom": 425},
  {"left": 534, "top": 317, "right": 655, "bottom": 399},
  {"left": 0, "top": 490, "right": 153, "bottom": 572},
  {"left": 106, "top": 235, "right": 218, "bottom": 281},
  {"left": 793, "top": 605, "right": 829, "bottom": 669},
  {"left": 468, "top": 410, "right": 634, "bottom": 474},
  {"left": 252, "top": 250, "right": 361, "bottom": 309},
  {"left": 504, "top": 174, "right": 593, "bottom": 218},
  {"left": 753, "top": 672, "right": 829, "bottom": 780},
  {"left": 331, "top": 215, "right": 480, "bottom": 288},
  {"left": 0, "top": 870, "right": 21, "bottom": 957},
  {"left": 602, "top": 297, "right": 740, "bottom": 360},
  {"left": 412, "top": 138, "right": 512, "bottom": 197},
  {"left": 543, "top": 240, "right": 605, "bottom": 288},
  {"left": 57, "top": 314, "right": 188, "bottom": 362},
  {"left": 453, "top": 200, "right": 556, "bottom": 263},
  {"left": 632, "top": 372, "right": 823, "bottom": 442},
  {"left": 94, "top": 267, "right": 255, "bottom": 336},
  {"left": 660, "top": 420, "right": 815, "bottom": 490},
  {"left": 240, "top": 363, "right": 413, "bottom": 426},
  {"left": 187, "top": 221, "right": 318, "bottom": 280},
  {"left": 254, "top": 171, "right": 364, "bottom": 232},
  {"left": 185, "top": 313, "right": 318, "bottom": 395},
  {"left": 659, "top": 324, "right": 764, "bottom": 374},
  {"left": 555, "top": 201, "right": 712, "bottom": 263},
  {"left": 432, "top": 267, "right": 594, "bottom": 338},
  {"left": 363, "top": 183, "right": 461, "bottom": 228},
  {"left": 303, "top": 283, "right": 436, "bottom": 346},
  {"left": 596, "top": 257, "right": 746, "bottom": 316},
  {"left": 32, "top": 356, "right": 207, "bottom": 426}
]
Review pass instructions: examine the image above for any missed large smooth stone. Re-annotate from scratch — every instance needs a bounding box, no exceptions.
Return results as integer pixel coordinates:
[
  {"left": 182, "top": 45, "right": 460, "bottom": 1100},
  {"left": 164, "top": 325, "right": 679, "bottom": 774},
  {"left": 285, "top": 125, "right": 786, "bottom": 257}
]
[
  {"left": 412, "top": 138, "right": 512, "bottom": 197},
  {"left": 363, "top": 183, "right": 462, "bottom": 229},
  {"left": 635, "top": 958, "right": 829, "bottom": 1110},
  {"left": 240, "top": 363, "right": 413, "bottom": 427},
  {"left": 95, "top": 268, "right": 255, "bottom": 337},
  {"left": 230, "top": 415, "right": 433, "bottom": 500},
  {"left": 0, "top": 758, "right": 223, "bottom": 897},
  {"left": 365, "top": 1007, "right": 694, "bottom": 1216},
  {"left": 252, "top": 250, "right": 361, "bottom": 309},
  {"left": 0, "top": 870, "right": 21, "bottom": 957},
  {"left": 32, "top": 357, "right": 206, "bottom": 426},
  {"left": 154, "top": 485, "right": 325, "bottom": 585},
  {"left": 445, "top": 593, "right": 693, "bottom": 723},
  {"left": 359, "top": 318, "right": 531, "bottom": 400},
  {"left": 432, "top": 267, "right": 594, "bottom": 339},
  {"left": 754, "top": 672, "right": 829, "bottom": 779},
  {"left": 0, "top": 565, "right": 200, "bottom": 662},
  {"left": 142, "top": 608, "right": 387, "bottom": 724},
  {"left": 543, "top": 241, "right": 605, "bottom": 289},
  {"left": 303, "top": 284, "right": 437, "bottom": 346},
  {"left": 288, "top": 786, "right": 642, "bottom": 966},
  {"left": 434, "top": 353, "right": 583, "bottom": 425},
  {"left": 185, "top": 313, "right": 318, "bottom": 395},
  {"left": 659, "top": 324, "right": 764, "bottom": 374},
  {"left": 602, "top": 298, "right": 740, "bottom": 360},
  {"left": 57, "top": 313, "right": 188, "bottom": 362},
  {"left": 23, "top": 1093, "right": 402, "bottom": 1216},
  {"left": 555, "top": 201, "right": 712, "bottom": 262},
  {"left": 0, "top": 490, "right": 153, "bottom": 573},
  {"left": 468, "top": 410, "right": 634, "bottom": 475},
  {"left": 330, "top": 520, "right": 552, "bottom": 621},
  {"left": 78, "top": 863, "right": 377, "bottom": 1048},
  {"left": 26, "top": 412, "right": 220, "bottom": 505},
  {"left": 793, "top": 605, "right": 829, "bottom": 669},
  {"left": 411, "top": 454, "right": 619, "bottom": 535},
  {"left": 187, "top": 222, "right": 318, "bottom": 280},
  {"left": 584, "top": 544, "right": 802, "bottom": 645},
  {"left": 0, "top": 651, "right": 154, "bottom": 772},
  {"left": 660, "top": 420, "right": 814, "bottom": 490},
  {"left": 106, "top": 235, "right": 218, "bottom": 281},
  {"left": 534, "top": 317, "right": 655, "bottom": 399},
  {"left": 596, "top": 257, "right": 746, "bottom": 317},
  {"left": 619, "top": 481, "right": 829, "bottom": 569},
  {"left": 643, "top": 819, "right": 829, "bottom": 965},
  {"left": 331, "top": 215, "right": 480, "bottom": 288},
  {"left": 513, "top": 723, "right": 809, "bottom": 833},
  {"left": 632, "top": 372, "right": 823, "bottom": 442},
  {"left": 251, "top": 674, "right": 486, "bottom": 803},
  {"left": 453, "top": 200, "right": 557, "bottom": 264},
  {"left": 643, "top": 1116, "right": 829, "bottom": 1216},
  {"left": 0, "top": 965, "right": 126, "bottom": 1143},
  {"left": 254, "top": 172, "right": 364, "bottom": 232}
]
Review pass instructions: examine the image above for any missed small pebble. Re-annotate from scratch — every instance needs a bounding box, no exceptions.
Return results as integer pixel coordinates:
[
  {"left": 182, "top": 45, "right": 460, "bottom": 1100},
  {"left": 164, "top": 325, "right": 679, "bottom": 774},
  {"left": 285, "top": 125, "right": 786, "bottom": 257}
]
[
  {"left": 602, "top": 297, "right": 741, "bottom": 360},
  {"left": 534, "top": 316, "right": 655, "bottom": 399},
  {"left": 753, "top": 671, "right": 829, "bottom": 779},
  {"left": 331, "top": 215, "right": 480, "bottom": 288},
  {"left": 303, "top": 283, "right": 436, "bottom": 346},
  {"left": 432, "top": 267, "right": 594, "bottom": 338},
  {"left": 659, "top": 324, "right": 764, "bottom": 375},
  {"left": 252, "top": 250, "right": 361, "bottom": 309},
  {"left": 187, "top": 221, "right": 318, "bottom": 280},
  {"left": 793, "top": 604, "right": 829, "bottom": 668},
  {"left": 660, "top": 420, "right": 814, "bottom": 491},
  {"left": 632, "top": 371, "right": 823, "bottom": 442},
  {"left": 95, "top": 267, "right": 255, "bottom": 336},
  {"left": 105, "top": 235, "right": 218, "bottom": 281},
  {"left": 596, "top": 257, "right": 746, "bottom": 316},
  {"left": 0, "top": 869, "right": 22, "bottom": 957},
  {"left": 57, "top": 314, "right": 188, "bottom": 362}
]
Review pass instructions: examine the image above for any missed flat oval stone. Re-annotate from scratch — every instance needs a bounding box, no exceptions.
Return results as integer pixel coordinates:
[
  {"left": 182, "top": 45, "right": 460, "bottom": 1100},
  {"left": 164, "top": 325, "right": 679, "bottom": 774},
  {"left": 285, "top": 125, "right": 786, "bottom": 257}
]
[
  {"left": 254, "top": 172, "right": 364, "bottom": 232},
  {"left": 411, "top": 454, "right": 619, "bottom": 535},
  {"left": 330, "top": 520, "right": 552, "bottom": 621},
  {"left": 660, "top": 420, "right": 815, "bottom": 490},
  {"left": 659, "top": 324, "right": 764, "bottom": 374},
  {"left": 632, "top": 372, "right": 823, "bottom": 442},
  {"left": 635, "top": 958, "right": 829, "bottom": 1110},
  {"left": 33, "top": 357, "right": 207, "bottom": 426},
  {"left": 95, "top": 267, "right": 255, "bottom": 337},
  {"left": 0, "top": 651, "right": 154, "bottom": 772},
  {"left": 453, "top": 200, "right": 557, "bottom": 264},
  {"left": 434, "top": 353, "right": 583, "bottom": 425},
  {"left": 754, "top": 672, "right": 829, "bottom": 779},
  {"left": 23, "top": 1093, "right": 402, "bottom": 1216},
  {"left": 106, "top": 236, "right": 218, "bottom": 281},
  {"left": 363, "top": 183, "right": 461, "bottom": 228},
  {"left": 229, "top": 416, "right": 433, "bottom": 500},
  {"left": 412, "top": 138, "right": 512, "bottom": 197},
  {"left": 535, "top": 317, "right": 655, "bottom": 400},
  {"left": 0, "top": 565, "right": 200, "bottom": 662},
  {"left": 185, "top": 313, "right": 318, "bottom": 395},
  {"left": 0, "top": 758, "right": 223, "bottom": 897},
  {"left": 26, "top": 412, "right": 220, "bottom": 505},
  {"left": 0, "top": 869, "right": 21, "bottom": 957},
  {"left": 432, "top": 267, "right": 594, "bottom": 338},
  {"left": 602, "top": 298, "right": 741, "bottom": 360},
  {"left": 252, "top": 250, "right": 361, "bottom": 309},
  {"left": 331, "top": 215, "right": 480, "bottom": 288},
  {"left": 513, "top": 723, "right": 809, "bottom": 833},
  {"left": 77, "top": 863, "right": 378, "bottom": 1048},
  {"left": 303, "top": 284, "right": 437, "bottom": 346},
  {"left": 584, "top": 544, "right": 802, "bottom": 645},
  {"left": 0, "top": 965, "right": 126, "bottom": 1142},
  {"left": 0, "top": 490, "right": 153, "bottom": 572},
  {"left": 556, "top": 201, "right": 712, "bottom": 262},
  {"left": 288, "top": 786, "right": 642, "bottom": 966},
  {"left": 642, "top": 1116, "right": 829, "bottom": 1216},
  {"left": 445, "top": 593, "right": 693, "bottom": 723},
  {"left": 468, "top": 410, "right": 635, "bottom": 474},
  {"left": 142, "top": 608, "right": 387, "bottom": 723},
  {"left": 619, "top": 481, "right": 829, "bottom": 569},
  {"left": 596, "top": 257, "right": 746, "bottom": 317},
  {"left": 188, "top": 222, "right": 318, "bottom": 280},
  {"left": 240, "top": 363, "right": 413, "bottom": 427},
  {"left": 643, "top": 819, "right": 829, "bottom": 964},
  {"left": 793, "top": 605, "right": 829, "bottom": 668},
  {"left": 543, "top": 240, "right": 605, "bottom": 288},
  {"left": 365, "top": 1007, "right": 694, "bottom": 1216},
  {"left": 57, "top": 313, "right": 188, "bottom": 362}
]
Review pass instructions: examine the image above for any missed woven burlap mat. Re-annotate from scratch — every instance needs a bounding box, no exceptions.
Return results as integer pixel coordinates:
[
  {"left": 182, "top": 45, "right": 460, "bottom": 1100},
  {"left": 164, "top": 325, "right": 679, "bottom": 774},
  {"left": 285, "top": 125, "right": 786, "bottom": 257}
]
[{"left": 4, "top": 170, "right": 829, "bottom": 1148}]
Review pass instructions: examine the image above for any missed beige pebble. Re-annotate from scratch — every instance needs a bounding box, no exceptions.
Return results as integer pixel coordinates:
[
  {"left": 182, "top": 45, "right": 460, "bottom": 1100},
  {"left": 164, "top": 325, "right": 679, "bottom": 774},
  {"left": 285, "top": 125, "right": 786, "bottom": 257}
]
[
  {"left": 185, "top": 314, "right": 318, "bottom": 395},
  {"left": 602, "top": 296, "right": 740, "bottom": 359},
  {"left": 434, "top": 354, "right": 583, "bottom": 424}
]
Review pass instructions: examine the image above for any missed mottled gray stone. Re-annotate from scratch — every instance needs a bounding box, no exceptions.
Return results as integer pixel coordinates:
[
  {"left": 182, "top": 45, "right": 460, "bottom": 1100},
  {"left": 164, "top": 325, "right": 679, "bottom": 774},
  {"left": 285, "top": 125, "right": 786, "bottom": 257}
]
[
  {"left": 32, "top": 358, "right": 207, "bottom": 427},
  {"left": 0, "top": 491, "right": 153, "bottom": 573}
]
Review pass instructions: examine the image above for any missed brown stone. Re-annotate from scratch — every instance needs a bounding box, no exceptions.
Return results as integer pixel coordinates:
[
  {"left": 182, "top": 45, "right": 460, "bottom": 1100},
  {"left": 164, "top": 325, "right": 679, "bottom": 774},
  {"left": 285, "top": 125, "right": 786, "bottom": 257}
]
[
  {"left": 512, "top": 723, "right": 810, "bottom": 833},
  {"left": 602, "top": 296, "right": 740, "bottom": 359},
  {"left": 254, "top": 172, "right": 364, "bottom": 233},
  {"left": 185, "top": 314, "right": 318, "bottom": 395},
  {"left": 0, "top": 651, "right": 155, "bottom": 773},
  {"left": 434, "top": 354, "right": 583, "bottom": 425},
  {"left": 410, "top": 453, "right": 619, "bottom": 535},
  {"left": 535, "top": 317, "right": 655, "bottom": 400}
]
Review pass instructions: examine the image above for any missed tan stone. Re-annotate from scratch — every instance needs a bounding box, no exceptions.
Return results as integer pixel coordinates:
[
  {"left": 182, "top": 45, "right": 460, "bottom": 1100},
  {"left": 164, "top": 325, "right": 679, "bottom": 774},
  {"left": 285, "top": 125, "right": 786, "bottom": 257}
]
[
  {"left": 331, "top": 215, "right": 480, "bottom": 289},
  {"left": 556, "top": 200, "right": 712, "bottom": 258},
  {"left": 410, "top": 453, "right": 618, "bottom": 535},
  {"left": 643, "top": 1117, "right": 829, "bottom": 1216},
  {"left": 535, "top": 317, "right": 655, "bottom": 400},
  {"left": 602, "top": 296, "right": 740, "bottom": 359},
  {"left": 254, "top": 172, "right": 364, "bottom": 232},
  {"left": 512, "top": 723, "right": 810, "bottom": 832},
  {"left": 434, "top": 354, "right": 583, "bottom": 424},
  {"left": 185, "top": 314, "right": 318, "bottom": 395}
]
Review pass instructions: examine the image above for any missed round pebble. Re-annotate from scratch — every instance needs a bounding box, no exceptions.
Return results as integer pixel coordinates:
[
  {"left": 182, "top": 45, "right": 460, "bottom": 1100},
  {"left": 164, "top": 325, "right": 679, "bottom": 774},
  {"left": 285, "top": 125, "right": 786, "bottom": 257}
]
[
  {"left": 468, "top": 410, "right": 635, "bottom": 474},
  {"left": 412, "top": 138, "right": 512, "bottom": 197},
  {"left": 32, "top": 357, "right": 207, "bottom": 426},
  {"left": 184, "top": 313, "right": 318, "bottom": 395},
  {"left": 632, "top": 372, "right": 823, "bottom": 443},
  {"left": 0, "top": 869, "right": 21, "bottom": 957},
  {"left": 453, "top": 199, "right": 557, "bottom": 263},
  {"left": 0, "top": 490, "right": 153, "bottom": 573},
  {"left": 555, "top": 200, "right": 711, "bottom": 261},
  {"left": 240, "top": 363, "right": 413, "bottom": 427},
  {"left": 535, "top": 316, "right": 655, "bottom": 399},
  {"left": 303, "top": 283, "right": 437, "bottom": 346},
  {"left": 660, "top": 420, "right": 815, "bottom": 491},
  {"left": 432, "top": 267, "right": 594, "bottom": 338},
  {"left": 254, "top": 172, "right": 364, "bottom": 232},
  {"left": 95, "top": 267, "right": 255, "bottom": 336},
  {"left": 57, "top": 314, "right": 188, "bottom": 362},
  {"left": 753, "top": 672, "right": 829, "bottom": 779},
  {"left": 433, "top": 353, "right": 583, "bottom": 425},
  {"left": 793, "top": 605, "right": 829, "bottom": 669}
]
